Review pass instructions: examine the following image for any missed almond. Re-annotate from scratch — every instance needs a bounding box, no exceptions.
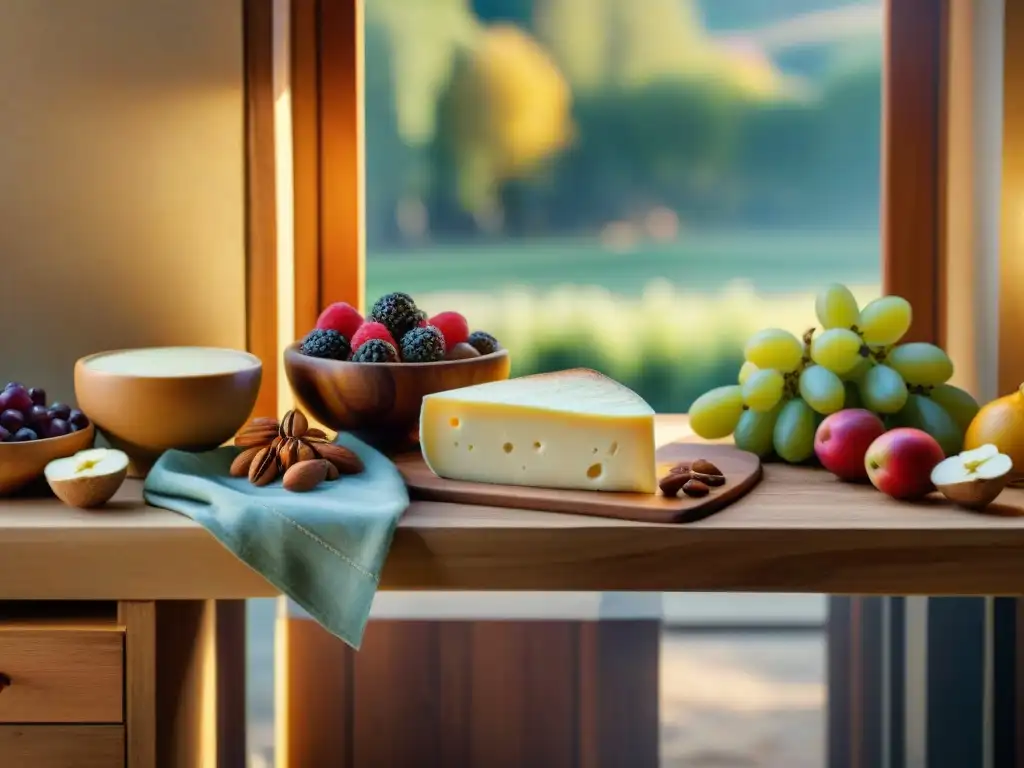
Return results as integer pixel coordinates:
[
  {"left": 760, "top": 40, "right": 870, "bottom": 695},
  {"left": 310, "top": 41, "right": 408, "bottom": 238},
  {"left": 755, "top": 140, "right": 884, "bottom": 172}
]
[
  {"left": 691, "top": 459, "right": 723, "bottom": 477},
  {"left": 281, "top": 409, "right": 309, "bottom": 439},
  {"left": 230, "top": 446, "right": 263, "bottom": 478},
  {"left": 691, "top": 471, "right": 725, "bottom": 487},
  {"left": 235, "top": 424, "right": 279, "bottom": 448},
  {"left": 682, "top": 479, "right": 710, "bottom": 497},
  {"left": 659, "top": 472, "right": 690, "bottom": 497},
  {"left": 668, "top": 462, "right": 691, "bottom": 475},
  {"left": 323, "top": 461, "right": 340, "bottom": 481},
  {"left": 278, "top": 437, "right": 317, "bottom": 471},
  {"left": 248, "top": 445, "right": 279, "bottom": 486},
  {"left": 305, "top": 428, "right": 329, "bottom": 441},
  {"left": 249, "top": 416, "right": 281, "bottom": 429},
  {"left": 283, "top": 459, "right": 328, "bottom": 492},
  {"left": 314, "top": 443, "right": 364, "bottom": 475}
]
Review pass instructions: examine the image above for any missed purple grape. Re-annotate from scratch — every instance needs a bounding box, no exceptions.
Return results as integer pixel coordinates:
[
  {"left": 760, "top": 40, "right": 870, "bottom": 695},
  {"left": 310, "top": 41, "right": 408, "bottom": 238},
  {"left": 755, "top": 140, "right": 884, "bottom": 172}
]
[
  {"left": 3, "top": 381, "right": 23, "bottom": 391},
  {"left": 2, "top": 387, "right": 32, "bottom": 415},
  {"left": 0, "top": 426, "right": 9, "bottom": 442},
  {"left": 12, "top": 427, "right": 37, "bottom": 442},
  {"left": 0, "top": 409, "right": 24, "bottom": 433},
  {"left": 48, "top": 402, "right": 71, "bottom": 421},
  {"left": 28, "top": 387, "right": 46, "bottom": 406},
  {"left": 28, "top": 404, "right": 51, "bottom": 428},
  {"left": 45, "top": 418, "right": 70, "bottom": 438},
  {"left": 68, "top": 409, "right": 89, "bottom": 429}
]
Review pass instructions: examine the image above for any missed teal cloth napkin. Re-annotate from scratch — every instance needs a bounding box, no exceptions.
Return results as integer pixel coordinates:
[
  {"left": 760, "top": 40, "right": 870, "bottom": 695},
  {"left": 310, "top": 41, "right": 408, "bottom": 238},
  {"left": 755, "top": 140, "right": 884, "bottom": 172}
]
[{"left": 142, "top": 433, "right": 409, "bottom": 649}]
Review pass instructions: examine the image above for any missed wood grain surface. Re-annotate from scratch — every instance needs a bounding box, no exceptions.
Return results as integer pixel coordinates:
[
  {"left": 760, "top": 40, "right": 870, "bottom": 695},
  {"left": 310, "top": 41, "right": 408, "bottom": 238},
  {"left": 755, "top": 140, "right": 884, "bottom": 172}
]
[
  {"left": 0, "top": 624, "right": 123, "bottom": 723},
  {"left": 283, "top": 342, "right": 510, "bottom": 436},
  {"left": 0, "top": 725, "right": 124, "bottom": 768},
  {"left": 2, "top": 417, "right": 1024, "bottom": 595},
  {"left": 399, "top": 442, "right": 761, "bottom": 524}
]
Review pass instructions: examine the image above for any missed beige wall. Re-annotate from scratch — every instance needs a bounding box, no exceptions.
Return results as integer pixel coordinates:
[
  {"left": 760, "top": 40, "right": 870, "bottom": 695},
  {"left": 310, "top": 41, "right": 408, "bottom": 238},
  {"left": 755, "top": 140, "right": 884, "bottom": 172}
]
[{"left": 0, "top": 0, "right": 246, "bottom": 405}]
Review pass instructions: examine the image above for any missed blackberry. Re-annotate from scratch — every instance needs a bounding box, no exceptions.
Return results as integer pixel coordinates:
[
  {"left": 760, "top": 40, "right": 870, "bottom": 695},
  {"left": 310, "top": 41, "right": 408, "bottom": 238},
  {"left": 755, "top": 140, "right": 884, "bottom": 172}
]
[
  {"left": 300, "top": 328, "right": 350, "bottom": 360},
  {"left": 400, "top": 326, "right": 446, "bottom": 362},
  {"left": 351, "top": 339, "right": 399, "bottom": 363},
  {"left": 467, "top": 331, "right": 500, "bottom": 355},
  {"left": 370, "top": 292, "right": 421, "bottom": 340}
]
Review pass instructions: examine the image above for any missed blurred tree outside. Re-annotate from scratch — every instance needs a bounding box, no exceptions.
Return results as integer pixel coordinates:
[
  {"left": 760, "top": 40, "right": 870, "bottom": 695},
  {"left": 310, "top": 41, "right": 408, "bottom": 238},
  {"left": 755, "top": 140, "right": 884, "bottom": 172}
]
[
  {"left": 363, "top": 0, "right": 881, "bottom": 247},
  {"left": 362, "top": 0, "right": 883, "bottom": 412}
]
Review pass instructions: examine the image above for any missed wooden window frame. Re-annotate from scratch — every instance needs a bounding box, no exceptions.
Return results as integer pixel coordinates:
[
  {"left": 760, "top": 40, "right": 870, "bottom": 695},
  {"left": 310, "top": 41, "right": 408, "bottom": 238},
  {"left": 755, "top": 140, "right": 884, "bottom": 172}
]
[{"left": 243, "top": 0, "right": 1024, "bottom": 765}]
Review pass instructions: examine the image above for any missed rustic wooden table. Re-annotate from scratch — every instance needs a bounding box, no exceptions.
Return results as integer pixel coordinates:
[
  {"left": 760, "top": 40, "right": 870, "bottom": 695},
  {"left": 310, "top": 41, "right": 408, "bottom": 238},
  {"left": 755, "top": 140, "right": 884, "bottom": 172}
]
[{"left": 0, "top": 415, "right": 1021, "bottom": 766}]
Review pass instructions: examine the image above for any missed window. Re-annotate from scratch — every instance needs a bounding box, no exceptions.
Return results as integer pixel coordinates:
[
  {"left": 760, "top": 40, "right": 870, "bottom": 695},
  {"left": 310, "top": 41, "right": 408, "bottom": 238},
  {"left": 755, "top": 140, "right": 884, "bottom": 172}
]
[{"left": 243, "top": 0, "right": 961, "bottom": 765}]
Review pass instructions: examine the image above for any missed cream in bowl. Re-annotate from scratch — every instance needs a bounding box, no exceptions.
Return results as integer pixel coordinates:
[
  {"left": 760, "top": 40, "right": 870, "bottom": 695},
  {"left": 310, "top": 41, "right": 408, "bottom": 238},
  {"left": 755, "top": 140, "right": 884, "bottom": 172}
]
[{"left": 75, "top": 346, "right": 263, "bottom": 476}]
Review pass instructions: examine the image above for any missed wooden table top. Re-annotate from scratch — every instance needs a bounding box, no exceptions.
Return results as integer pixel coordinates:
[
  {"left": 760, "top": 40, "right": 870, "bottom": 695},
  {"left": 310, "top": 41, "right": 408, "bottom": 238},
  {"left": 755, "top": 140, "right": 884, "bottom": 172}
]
[{"left": 1, "top": 415, "right": 1023, "bottom": 599}]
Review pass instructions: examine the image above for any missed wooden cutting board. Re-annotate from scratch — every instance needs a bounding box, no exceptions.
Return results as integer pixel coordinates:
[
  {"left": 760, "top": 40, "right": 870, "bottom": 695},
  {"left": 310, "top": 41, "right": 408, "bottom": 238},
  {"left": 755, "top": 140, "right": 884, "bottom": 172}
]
[{"left": 396, "top": 442, "right": 762, "bottom": 524}]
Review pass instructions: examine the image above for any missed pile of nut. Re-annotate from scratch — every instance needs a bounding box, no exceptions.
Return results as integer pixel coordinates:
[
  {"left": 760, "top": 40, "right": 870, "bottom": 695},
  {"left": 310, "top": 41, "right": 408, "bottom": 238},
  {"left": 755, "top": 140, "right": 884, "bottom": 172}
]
[
  {"left": 230, "top": 409, "right": 363, "bottom": 492},
  {"left": 658, "top": 458, "right": 727, "bottom": 499}
]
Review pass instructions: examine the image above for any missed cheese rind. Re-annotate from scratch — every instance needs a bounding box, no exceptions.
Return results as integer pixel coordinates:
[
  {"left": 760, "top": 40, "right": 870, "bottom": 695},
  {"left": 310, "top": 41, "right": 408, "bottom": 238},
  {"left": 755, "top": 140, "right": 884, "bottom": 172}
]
[{"left": 420, "top": 369, "right": 657, "bottom": 493}]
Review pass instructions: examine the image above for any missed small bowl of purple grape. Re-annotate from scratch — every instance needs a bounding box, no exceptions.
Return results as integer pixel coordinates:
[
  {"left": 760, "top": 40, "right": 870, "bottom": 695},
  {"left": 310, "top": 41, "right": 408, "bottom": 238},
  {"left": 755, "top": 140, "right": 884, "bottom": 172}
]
[{"left": 0, "top": 381, "right": 96, "bottom": 496}]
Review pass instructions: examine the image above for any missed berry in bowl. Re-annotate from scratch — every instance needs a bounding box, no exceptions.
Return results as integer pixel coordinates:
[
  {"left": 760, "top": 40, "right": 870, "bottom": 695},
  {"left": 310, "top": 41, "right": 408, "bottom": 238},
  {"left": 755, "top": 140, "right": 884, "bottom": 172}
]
[
  {"left": 284, "top": 293, "right": 511, "bottom": 450},
  {"left": 0, "top": 381, "right": 97, "bottom": 495}
]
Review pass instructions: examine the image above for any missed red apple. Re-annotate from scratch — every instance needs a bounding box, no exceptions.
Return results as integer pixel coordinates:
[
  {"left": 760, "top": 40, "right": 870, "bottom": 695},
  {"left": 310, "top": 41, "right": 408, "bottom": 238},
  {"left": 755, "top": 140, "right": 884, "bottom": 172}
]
[
  {"left": 814, "top": 409, "right": 886, "bottom": 482},
  {"left": 864, "top": 428, "right": 945, "bottom": 500}
]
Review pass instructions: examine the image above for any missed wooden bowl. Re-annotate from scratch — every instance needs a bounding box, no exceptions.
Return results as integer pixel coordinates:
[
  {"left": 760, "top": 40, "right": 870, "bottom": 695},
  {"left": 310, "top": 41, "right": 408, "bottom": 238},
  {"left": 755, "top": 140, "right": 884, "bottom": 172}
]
[
  {"left": 284, "top": 342, "right": 511, "bottom": 449},
  {"left": 0, "top": 423, "right": 96, "bottom": 496},
  {"left": 74, "top": 347, "right": 263, "bottom": 477}
]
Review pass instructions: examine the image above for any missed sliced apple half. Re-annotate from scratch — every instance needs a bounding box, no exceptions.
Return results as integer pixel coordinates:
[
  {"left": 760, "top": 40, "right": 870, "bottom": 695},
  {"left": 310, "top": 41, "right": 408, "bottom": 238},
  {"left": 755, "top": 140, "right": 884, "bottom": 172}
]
[
  {"left": 930, "top": 444, "right": 1014, "bottom": 510},
  {"left": 44, "top": 448, "right": 130, "bottom": 509}
]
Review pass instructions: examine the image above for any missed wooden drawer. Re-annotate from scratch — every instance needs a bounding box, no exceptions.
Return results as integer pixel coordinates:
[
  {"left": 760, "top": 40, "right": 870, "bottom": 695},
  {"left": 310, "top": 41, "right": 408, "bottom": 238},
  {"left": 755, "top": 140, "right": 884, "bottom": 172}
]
[
  {"left": 0, "top": 621, "right": 123, "bottom": 723},
  {"left": 0, "top": 725, "right": 124, "bottom": 768}
]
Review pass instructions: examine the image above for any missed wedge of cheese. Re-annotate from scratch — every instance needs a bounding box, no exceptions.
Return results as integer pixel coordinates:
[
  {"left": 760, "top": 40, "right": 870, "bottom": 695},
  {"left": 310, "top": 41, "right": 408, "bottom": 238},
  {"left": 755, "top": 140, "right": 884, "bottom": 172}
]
[{"left": 420, "top": 369, "right": 657, "bottom": 493}]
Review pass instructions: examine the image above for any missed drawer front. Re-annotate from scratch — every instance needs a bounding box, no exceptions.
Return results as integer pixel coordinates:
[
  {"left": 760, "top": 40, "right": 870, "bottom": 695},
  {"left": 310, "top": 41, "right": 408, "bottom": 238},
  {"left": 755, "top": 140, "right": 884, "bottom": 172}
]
[
  {"left": 0, "top": 629, "right": 123, "bottom": 723},
  {"left": 0, "top": 725, "right": 124, "bottom": 768}
]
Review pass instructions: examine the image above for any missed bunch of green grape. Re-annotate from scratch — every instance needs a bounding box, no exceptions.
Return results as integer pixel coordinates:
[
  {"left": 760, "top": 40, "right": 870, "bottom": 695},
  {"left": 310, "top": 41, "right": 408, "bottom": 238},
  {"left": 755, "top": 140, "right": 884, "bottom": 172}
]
[{"left": 689, "top": 283, "right": 981, "bottom": 463}]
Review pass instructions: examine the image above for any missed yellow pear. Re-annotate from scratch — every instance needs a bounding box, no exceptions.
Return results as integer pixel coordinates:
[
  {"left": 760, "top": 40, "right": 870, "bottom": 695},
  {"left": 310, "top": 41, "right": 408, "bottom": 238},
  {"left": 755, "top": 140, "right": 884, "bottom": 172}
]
[{"left": 964, "top": 384, "right": 1024, "bottom": 486}]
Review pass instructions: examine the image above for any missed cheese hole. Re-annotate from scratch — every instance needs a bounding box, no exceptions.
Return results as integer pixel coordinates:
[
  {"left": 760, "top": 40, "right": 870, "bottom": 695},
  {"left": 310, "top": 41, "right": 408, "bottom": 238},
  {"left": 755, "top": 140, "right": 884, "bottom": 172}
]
[
  {"left": 609, "top": 441, "right": 619, "bottom": 456},
  {"left": 592, "top": 447, "right": 599, "bottom": 454},
  {"left": 503, "top": 442, "right": 514, "bottom": 454},
  {"left": 454, "top": 441, "right": 459, "bottom": 448},
  {"left": 449, "top": 417, "right": 460, "bottom": 428},
  {"left": 586, "top": 462, "right": 603, "bottom": 479},
  {"left": 467, "top": 444, "right": 474, "bottom": 451},
  {"left": 533, "top": 441, "right": 543, "bottom": 452}
]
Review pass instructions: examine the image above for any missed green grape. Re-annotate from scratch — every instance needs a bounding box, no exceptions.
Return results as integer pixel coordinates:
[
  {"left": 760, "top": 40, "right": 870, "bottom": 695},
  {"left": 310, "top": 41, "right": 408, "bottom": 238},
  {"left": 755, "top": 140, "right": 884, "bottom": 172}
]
[
  {"left": 928, "top": 384, "right": 980, "bottom": 433},
  {"left": 858, "top": 296, "right": 912, "bottom": 346},
  {"left": 773, "top": 398, "right": 818, "bottom": 463},
  {"left": 815, "top": 283, "right": 860, "bottom": 330},
  {"left": 798, "top": 365, "right": 845, "bottom": 415},
  {"left": 738, "top": 361, "right": 759, "bottom": 386},
  {"left": 859, "top": 364, "right": 908, "bottom": 414},
  {"left": 843, "top": 381, "right": 863, "bottom": 409},
  {"left": 889, "top": 394, "right": 963, "bottom": 457},
  {"left": 734, "top": 404, "right": 782, "bottom": 458},
  {"left": 886, "top": 343, "right": 954, "bottom": 386},
  {"left": 810, "top": 328, "right": 864, "bottom": 375},
  {"left": 742, "top": 368, "right": 784, "bottom": 412},
  {"left": 689, "top": 385, "right": 744, "bottom": 439},
  {"left": 841, "top": 357, "right": 873, "bottom": 383},
  {"left": 744, "top": 328, "right": 804, "bottom": 373}
]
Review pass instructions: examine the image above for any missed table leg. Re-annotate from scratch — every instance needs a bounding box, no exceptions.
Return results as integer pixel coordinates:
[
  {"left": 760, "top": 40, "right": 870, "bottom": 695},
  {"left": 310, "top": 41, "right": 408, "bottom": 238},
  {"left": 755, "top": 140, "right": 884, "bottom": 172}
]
[{"left": 154, "top": 600, "right": 247, "bottom": 768}]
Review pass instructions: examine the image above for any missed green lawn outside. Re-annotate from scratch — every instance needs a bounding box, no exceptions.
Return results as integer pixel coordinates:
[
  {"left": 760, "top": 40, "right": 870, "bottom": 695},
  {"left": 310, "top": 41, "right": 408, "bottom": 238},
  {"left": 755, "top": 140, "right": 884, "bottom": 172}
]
[{"left": 366, "top": 231, "right": 881, "bottom": 412}]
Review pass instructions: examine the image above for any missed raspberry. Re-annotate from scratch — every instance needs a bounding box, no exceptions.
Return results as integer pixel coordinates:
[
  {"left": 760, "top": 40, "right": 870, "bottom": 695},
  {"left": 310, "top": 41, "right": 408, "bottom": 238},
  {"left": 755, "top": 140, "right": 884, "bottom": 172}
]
[
  {"left": 350, "top": 321, "right": 396, "bottom": 352},
  {"left": 429, "top": 311, "right": 469, "bottom": 348},
  {"left": 316, "top": 302, "right": 363, "bottom": 339}
]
